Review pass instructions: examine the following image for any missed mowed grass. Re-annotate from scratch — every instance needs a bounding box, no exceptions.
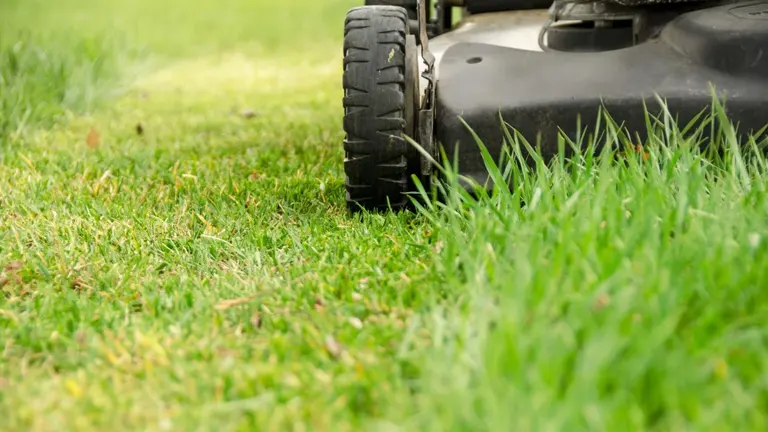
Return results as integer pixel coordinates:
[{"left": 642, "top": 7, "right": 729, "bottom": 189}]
[{"left": 1, "top": 0, "right": 768, "bottom": 431}]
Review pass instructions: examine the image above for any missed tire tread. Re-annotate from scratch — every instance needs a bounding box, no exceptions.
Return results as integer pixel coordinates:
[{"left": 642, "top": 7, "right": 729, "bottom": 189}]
[{"left": 343, "top": 6, "right": 412, "bottom": 212}]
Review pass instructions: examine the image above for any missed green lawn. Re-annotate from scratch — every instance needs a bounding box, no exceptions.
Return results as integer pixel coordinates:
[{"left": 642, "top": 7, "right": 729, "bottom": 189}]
[{"left": 1, "top": 1, "right": 768, "bottom": 430}]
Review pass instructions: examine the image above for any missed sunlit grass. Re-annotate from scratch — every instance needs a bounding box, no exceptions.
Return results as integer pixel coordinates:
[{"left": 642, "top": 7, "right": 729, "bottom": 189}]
[
  {"left": 399, "top": 99, "right": 768, "bottom": 430},
  {"left": 1, "top": 0, "right": 768, "bottom": 430}
]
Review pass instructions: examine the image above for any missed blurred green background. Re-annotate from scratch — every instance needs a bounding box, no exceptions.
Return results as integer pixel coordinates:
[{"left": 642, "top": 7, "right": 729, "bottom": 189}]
[
  {"left": 3, "top": 1, "right": 768, "bottom": 431},
  {"left": 0, "top": 0, "right": 356, "bottom": 136}
]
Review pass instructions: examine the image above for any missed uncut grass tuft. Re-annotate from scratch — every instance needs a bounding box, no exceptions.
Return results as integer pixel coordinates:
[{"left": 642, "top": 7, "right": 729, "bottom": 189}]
[
  {"left": 399, "top": 98, "right": 768, "bottom": 431},
  {"left": 0, "top": 33, "right": 135, "bottom": 141}
]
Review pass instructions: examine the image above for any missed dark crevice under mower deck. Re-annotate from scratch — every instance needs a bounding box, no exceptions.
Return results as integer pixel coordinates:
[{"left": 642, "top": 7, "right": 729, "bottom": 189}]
[{"left": 343, "top": 1, "right": 768, "bottom": 212}]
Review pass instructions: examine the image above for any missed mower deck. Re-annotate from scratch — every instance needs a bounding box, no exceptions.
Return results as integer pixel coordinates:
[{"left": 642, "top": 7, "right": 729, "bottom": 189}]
[
  {"left": 342, "top": 1, "right": 768, "bottom": 212},
  {"left": 430, "top": 3, "right": 768, "bottom": 184},
  {"left": 430, "top": 10, "right": 547, "bottom": 61}
]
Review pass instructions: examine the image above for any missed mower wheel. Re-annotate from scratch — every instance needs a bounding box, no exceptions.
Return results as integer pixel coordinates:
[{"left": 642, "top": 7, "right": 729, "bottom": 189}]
[{"left": 343, "top": 6, "right": 419, "bottom": 212}]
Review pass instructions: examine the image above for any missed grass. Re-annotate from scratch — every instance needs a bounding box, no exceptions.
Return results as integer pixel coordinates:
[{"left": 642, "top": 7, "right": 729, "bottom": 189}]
[{"left": 1, "top": 0, "right": 768, "bottom": 430}]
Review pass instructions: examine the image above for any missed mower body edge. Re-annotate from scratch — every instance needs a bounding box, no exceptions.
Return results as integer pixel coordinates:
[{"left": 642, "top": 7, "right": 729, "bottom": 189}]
[{"left": 433, "top": 3, "right": 768, "bottom": 184}]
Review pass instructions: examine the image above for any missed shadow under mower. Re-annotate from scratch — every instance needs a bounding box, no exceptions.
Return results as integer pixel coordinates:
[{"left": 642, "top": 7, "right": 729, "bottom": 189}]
[{"left": 342, "top": 0, "right": 768, "bottom": 212}]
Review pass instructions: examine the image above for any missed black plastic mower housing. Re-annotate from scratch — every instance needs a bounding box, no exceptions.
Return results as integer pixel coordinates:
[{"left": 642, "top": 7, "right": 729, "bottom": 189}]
[{"left": 435, "top": 1, "right": 768, "bottom": 184}]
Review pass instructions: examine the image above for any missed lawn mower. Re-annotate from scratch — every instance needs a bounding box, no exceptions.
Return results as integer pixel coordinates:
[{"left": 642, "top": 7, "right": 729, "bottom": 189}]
[{"left": 342, "top": 0, "right": 768, "bottom": 211}]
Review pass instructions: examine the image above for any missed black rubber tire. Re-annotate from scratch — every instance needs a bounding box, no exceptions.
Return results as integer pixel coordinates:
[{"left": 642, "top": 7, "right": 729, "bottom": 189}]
[{"left": 343, "top": 6, "right": 416, "bottom": 212}]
